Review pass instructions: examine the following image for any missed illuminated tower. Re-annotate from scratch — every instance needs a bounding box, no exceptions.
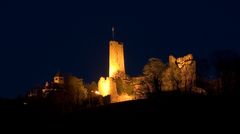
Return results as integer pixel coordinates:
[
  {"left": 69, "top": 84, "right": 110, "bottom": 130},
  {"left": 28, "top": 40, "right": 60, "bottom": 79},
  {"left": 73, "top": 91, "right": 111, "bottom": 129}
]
[
  {"left": 109, "top": 40, "right": 125, "bottom": 78},
  {"left": 109, "top": 26, "right": 125, "bottom": 78},
  {"left": 98, "top": 27, "right": 127, "bottom": 101}
]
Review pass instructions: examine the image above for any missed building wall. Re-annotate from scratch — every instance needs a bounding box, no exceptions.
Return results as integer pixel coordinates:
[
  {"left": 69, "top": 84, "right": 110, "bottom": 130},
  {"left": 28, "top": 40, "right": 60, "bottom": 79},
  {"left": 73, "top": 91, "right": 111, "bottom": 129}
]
[
  {"left": 98, "top": 40, "right": 129, "bottom": 103},
  {"left": 54, "top": 76, "right": 64, "bottom": 85},
  {"left": 109, "top": 41, "right": 125, "bottom": 78},
  {"left": 98, "top": 77, "right": 114, "bottom": 97},
  {"left": 162, "top": 54, "right": 196, "bottom": 92}
]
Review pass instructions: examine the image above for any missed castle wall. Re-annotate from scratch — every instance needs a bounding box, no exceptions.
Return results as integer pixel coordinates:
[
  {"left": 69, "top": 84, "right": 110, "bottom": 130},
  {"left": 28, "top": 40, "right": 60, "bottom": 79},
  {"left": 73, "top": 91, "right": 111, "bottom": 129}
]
[
  {"left": 54, "top": 76, "right": 64, "bottom": 84},
  {"left": 98, "top": 77, "right": 111, "bottom": 97},
  {"left": 98, "top": 40, "right": 129, "bottom": 103},
  {"left": 162, "top": 54, "right": 197, "bottom": 92},
  {"left": 109, "top": 41, "right": 125, "bottom": 78}
]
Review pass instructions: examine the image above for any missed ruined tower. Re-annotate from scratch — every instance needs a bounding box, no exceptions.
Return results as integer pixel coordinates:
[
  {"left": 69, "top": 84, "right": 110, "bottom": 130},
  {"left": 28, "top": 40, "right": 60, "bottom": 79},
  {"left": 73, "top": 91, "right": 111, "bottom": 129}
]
[
  {"left": 98, "top": 40, "right": 125, "bottom": 97},
  {"left": 98, "top": 28, "right": 133, "bottom": 103},
  {"left": 109, "top": 40, "right": 125, "bottom": 78}
]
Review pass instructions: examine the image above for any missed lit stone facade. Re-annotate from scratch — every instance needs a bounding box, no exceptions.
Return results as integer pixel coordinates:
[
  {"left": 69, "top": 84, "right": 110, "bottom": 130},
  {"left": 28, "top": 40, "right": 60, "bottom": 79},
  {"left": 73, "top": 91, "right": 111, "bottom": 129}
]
[
  {"left": 109, "top": 41, "right": 125, "bottom": 78},
  {"left": 98, "top": 40, "right": 133, "bottom": 103}
]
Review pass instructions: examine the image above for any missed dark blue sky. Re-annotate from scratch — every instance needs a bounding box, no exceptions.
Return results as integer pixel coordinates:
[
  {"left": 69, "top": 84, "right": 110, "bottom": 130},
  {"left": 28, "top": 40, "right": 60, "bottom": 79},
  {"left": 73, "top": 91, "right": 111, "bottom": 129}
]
[{"left": 0, "top": 0, "right": 240, "bottom": 98}]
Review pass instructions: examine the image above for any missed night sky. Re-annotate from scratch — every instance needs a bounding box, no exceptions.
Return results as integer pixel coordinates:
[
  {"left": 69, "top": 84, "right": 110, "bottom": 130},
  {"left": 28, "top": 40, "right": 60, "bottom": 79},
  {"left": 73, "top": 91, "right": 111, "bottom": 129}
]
[{"left": 0, "top": 1, "right": 240, "bottom": 98}]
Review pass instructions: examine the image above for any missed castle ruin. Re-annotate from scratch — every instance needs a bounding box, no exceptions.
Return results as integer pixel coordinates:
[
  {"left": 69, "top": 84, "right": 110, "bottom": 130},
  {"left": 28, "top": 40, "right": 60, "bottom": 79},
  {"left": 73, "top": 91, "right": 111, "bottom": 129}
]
[{"left": 98, "top": 40, "right": 134, "bottom": 103}]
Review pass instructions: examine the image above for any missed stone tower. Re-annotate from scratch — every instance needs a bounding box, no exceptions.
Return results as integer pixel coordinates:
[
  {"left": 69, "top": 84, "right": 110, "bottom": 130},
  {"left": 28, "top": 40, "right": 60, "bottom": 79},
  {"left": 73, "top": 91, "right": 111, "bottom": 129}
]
[
  {"left": 98, "top": 40, "right": 126, "bottom": 97},
  {"left": 98, "top": 29, "right": 132, "bottom": 103},
  {"left": 109, "top": 40, "right": 125, "bottom": 78}
]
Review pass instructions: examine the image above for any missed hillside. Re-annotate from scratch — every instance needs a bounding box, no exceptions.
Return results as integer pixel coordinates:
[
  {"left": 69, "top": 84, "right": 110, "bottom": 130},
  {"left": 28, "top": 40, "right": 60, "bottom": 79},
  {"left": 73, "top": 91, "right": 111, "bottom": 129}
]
[{"left": 1, "top": 93, "right": 239, "bottom": 122}]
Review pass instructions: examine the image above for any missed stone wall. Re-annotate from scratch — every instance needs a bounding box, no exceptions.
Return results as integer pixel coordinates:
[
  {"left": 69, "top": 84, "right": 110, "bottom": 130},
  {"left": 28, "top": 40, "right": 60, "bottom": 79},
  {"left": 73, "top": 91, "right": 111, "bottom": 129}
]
[
  {"left": 109, "top": 41, "right": 125, "bottom": 78},
  {"left": 98, "top": 77, "right": 111, "bottom": 97},
  {"left": 162, "top": 54, "right": 197, "bottom": 92}
]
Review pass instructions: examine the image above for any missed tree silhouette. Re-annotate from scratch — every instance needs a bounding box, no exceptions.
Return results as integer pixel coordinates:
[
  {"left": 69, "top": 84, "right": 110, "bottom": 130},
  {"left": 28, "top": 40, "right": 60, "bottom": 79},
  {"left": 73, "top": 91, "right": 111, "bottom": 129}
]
[
  {"left": 213, "top": 50, "right": 240, "bottom": 95},
  {"left": 143, "top": 58, "right": 166, "bottom": 92},
  {"left": 64, "top": 75, "right": 87, "bottom": 107}
]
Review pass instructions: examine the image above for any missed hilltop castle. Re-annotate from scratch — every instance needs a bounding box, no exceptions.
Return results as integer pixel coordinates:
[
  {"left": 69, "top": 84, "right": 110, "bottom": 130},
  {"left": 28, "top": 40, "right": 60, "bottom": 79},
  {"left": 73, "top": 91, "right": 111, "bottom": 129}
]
[
  {"left": 27, "top": 28, "right": 205, "bottom": 103},
  {"left": 97, "top": 39, "right": 205, "bottom": 103}
]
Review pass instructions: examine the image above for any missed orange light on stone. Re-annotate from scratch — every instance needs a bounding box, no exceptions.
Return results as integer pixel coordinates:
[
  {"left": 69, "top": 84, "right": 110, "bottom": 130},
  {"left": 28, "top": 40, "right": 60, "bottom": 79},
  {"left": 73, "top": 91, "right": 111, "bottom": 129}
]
[
  {"left": 109, "top": 41, "right": 125, "bottom": 78},
  {"left": 95, "top": 91, "right": 100, "bottom": 95},
  {"left": 98, "top": 77, "right": 110, "bottom": 97}
]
